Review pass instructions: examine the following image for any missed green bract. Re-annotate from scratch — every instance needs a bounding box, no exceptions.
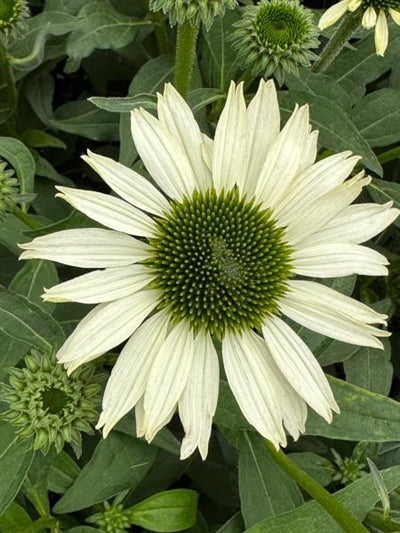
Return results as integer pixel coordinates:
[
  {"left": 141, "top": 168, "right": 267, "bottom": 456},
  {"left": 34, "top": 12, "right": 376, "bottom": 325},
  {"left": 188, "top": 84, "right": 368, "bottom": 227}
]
[
  {"left": 232, "top": 0, "right": 319, "bottom": 85},
  {"left": 0, "top": 0, "right": 29, "bottom": 30},
  {"left": 149, "top": 0, "right": 238, "bottom": 30},
  {"left": 1, "top": 350, "right": 100, "bottom": 454},
  {"left": 148, "top": 187, "right": 292, "bottom": 338},
  {"left": 0, "top": 158, "right": 18, "bottom": 220}
]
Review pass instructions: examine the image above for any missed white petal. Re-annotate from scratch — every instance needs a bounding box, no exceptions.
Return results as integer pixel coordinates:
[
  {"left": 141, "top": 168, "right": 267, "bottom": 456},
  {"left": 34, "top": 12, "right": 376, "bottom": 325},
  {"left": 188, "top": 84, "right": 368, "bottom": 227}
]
[
  {"left": 292, "top": 242, "right": 389, "bottom": 277},
  {"left": 96, "top": 309, "right": 170, "bottom": 436},
  {"left": 375, "top": 10, "right": 389, "bottom": 56},
  {"left": 255, "top": 105, "right": 314, "bottom": 210},
  {"left": 275, "top": 152, "right": 360, "bottom": 225},
  {"left": 82, "top": 151, "right": 169, "bottom": 216},
  {"left": 348, "top": 0, "right": 362, "bottom": 10},
  {"left": 280, "top": 282, "right": 390, "bottom": 348},
  {"left": 362, "top": 6, "right": 377, "bottom": 28},
  {"left": 285, "top": 173, "right": 371, "bottom": 245},
  {"left": 222, "top": 330, "right": 286, "bottom": 447},
  {"left": 212, "top": 82, "right": 249, "bottom": 193},
  {"left": 298, "top": 202, "right": 399, "bottom": 246},
  {"left": 131, "top": 108, "right": 196, "bottom": 199},
  {"left": 389, "top": 8, "right": 400, "bottom": 25},
  {"left": 318, "top": 1, "right": 350, "bottom": 30},
  {"left": 179, "top": 332, "right": 219, "bottom": 460},
  {"left": 56, "top": 289, "right": 160, "bottom": 367},
  {"left": 157, "top": 84, "right": 212, "bottom": 191},
  {"left": 55, "top": 186, "right": 155, "bottom": 237},
  {"left": 262, "top": 316, "right": 338, "bottom": 421},
  {"left": 201, "top": 133, "right": 213, "bottom": 171},
  {"left": 42, "top": 265, "right": 154, "bottom": 304},
  {"left": 244, "top": 79, "right": 280, "bottom": 195},
  {"left": 143, "top": 322, "right": 195, "bottom": 442},
  {"left": 135, "top": 397, "right": 146, "bottom": 438},
  {"left": 19, "top": 229, "right": 150, "bottom": 268}
]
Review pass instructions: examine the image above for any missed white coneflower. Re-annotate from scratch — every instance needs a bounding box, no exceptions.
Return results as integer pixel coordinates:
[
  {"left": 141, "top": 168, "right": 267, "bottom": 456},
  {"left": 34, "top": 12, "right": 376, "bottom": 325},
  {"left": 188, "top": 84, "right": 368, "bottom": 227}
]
[
  {"left": 319, "top": 0, "right": 400, "bottom": 56},
  {"left": 20, "top": 81, "right": 398, "bottom": 460}
]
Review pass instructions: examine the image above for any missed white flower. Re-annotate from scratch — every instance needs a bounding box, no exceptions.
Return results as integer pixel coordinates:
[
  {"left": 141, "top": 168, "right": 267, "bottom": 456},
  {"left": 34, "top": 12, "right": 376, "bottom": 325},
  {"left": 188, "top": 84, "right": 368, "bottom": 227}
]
[
  {"left": 19, "top": 81, "right": 398, "bottom": 460},
  {"left": 318, "top": 0, "right": 400, "bottom": 56}
]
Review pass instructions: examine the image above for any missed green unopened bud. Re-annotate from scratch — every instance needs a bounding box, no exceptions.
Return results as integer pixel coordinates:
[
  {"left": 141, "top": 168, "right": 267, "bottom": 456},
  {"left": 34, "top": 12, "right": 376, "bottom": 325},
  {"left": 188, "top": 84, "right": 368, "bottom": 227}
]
[
  {"left": 149, "top": 0, "right": 238, "bottom": 30},
  {"left": 231, "top": 0, "right": 319, "bottom": 85},
  {"left": 0, "top": 0, "right": 30, "bottom": 32},
  {"left": 0, "top": 158, "right": 18, "bottom": 219},
  {"left": 87, "top": 502, "right": 131, "bottom": 533},
  {"left": 0, "top": 349, "right": 100, "bottom": 455}
]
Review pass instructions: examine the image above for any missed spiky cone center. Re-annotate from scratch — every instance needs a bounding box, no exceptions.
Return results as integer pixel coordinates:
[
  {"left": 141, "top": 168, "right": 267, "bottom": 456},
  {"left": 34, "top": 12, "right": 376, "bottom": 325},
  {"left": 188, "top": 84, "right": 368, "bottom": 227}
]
[
  {"left": 361, "top": 0, "right": 400, "bottom": 9},
  {"left": 1, "top": 350, "right": 100, "bottom": 454},
  {"left": 149, "top": 0, "right": 237, "bottom": 29},
  {"left": 0, "top": 0, "right": 29, "bottom": 28},
  {"left": 147, "top": 188, "right": 292, "bottom": 338}
]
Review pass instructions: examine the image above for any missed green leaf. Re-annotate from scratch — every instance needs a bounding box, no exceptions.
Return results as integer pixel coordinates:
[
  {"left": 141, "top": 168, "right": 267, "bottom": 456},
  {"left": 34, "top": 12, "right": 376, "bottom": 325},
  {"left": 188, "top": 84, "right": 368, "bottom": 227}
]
[
  {"left": 244, "top": 465, "right": 400, "bottom": 533},
  {"left": 9, "top": 260, "right": 59, "bottom": 313},
  {"left": 278, "top": 91, "right": 382, "bottom": 176},
  {"left": 0, "top": 287, "right": 65, "bottom": 352},
  {"left": 0, "top": 213, "right": 31, "bottom": 255},
  {"left": 22, "top": 452, "right": 54, "bottom": 516},
  {"left": 305, "top": 376, "right": 400, "bottom": 441},
  {"left": 20, "top": 129, "right": 66, "bottom": 149},
  {"left": 0, "top": 502, "right": 34, "bottom": 533},
  {"left": 0, "top": 422, "right": 34, "bottom": 514},
  {"left": 239, "top": 432, "right": 303, "bottom": 528},
  {"left": 0, "top": 137, "right": 35, "bottom": 204},
  {"left": 89, "top": 94, "right": 157, "bottom": 113},
  {"left": 127, "top": 489, "right": 199, "bottom": 532},
  {"left": 65, "top": 0, "right": 150, "bottom": 72},
  {"left": 352, "top": 88, "right": 400, "bottom": 147},
  {"left": 288, "top": 452, "right": 336, "bottom": 487},
  {"left": 47, "top": 451, "right": 80, "bottom": 494},
  {"left": 188, "top": 88, "right": 225, "bottom": 113},
  {"left": 368, "top": 179, "right": 400, "bottom": 227},
  {"left": 53, "top": 432, "right": 157, "bottom": 513},
  {"left": 216, "top": 513, "right": 244, "bottom": 533},
  {"left": 344, "top": 338, "right": 392, "bottom": 396}
]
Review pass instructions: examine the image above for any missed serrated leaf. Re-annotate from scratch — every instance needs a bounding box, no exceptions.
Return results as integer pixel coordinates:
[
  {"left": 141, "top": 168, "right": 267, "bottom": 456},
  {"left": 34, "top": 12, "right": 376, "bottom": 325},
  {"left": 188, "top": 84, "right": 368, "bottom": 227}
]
[{"left": 53, "top": 432, "right": 157, "bottom": 513}]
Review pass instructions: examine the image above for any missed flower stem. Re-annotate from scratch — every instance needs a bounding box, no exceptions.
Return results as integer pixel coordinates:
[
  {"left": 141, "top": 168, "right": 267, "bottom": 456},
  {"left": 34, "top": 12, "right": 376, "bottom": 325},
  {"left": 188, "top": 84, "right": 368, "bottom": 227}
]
[
  {"left": 13, "top": 207, "right": 42, "bottom": 229},
  {"left": 264, "top": 440, "right": 370, "bottom": 533},
  {"left": 151, "top": 10, "right": 171, "bottom": 55},
  {"left": 174, "top": 21, "right": 200, "bottom": 98},
  {"left": 378, "top": 146, "right": 400, "bottom": 165},
  {"left": 312, "top": 10, "right": 362, "bottom": 73}
]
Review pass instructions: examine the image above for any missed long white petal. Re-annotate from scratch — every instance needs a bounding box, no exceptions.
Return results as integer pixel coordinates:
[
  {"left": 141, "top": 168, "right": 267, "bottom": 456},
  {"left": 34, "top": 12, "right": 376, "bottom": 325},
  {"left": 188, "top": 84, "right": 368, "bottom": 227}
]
[
  {"left": 375, "top": 10, "right": 389, "bottom": 56},
  {"left": 262, "top": 316, "right": 338, "bottom": 421},
  {"left": 255, "top": 105, "right": 314, "bottom": 210},
  {"left": 131, "top": 108, "right": 196, "bottom": 199},
  {"left": 318, "top": 0, "right": 350, "bottom": 30},
  {"left": 96, "top": 309, "right": 170, "bottom": 436},
  {"left": 244, "top": 79, "right": 280, "bottom": 195},
  {"left": 157, "top": 84, "right": 212, "bottom": 191},
  {"left": 55, "top": 186, "right": 155, "bottom": 237},
  {"left": 143, "top": 321, "right": 195, "bottom": 442},
  {"left": 222, "top": 330, "right": 286, "bottom": 447},
  {"left": 82, "top": 151, "right": 169, "bottom": 216},
  {"left": 280, "top": 284, "right": 390, "bottom": 348},
  {"left": 362, "top": 6, "right": 377, "bottom": 28},
  {"left": 42, "top": 265, "right": 154, "bottom": 304},
  {"left": 19, "top": 229, "right": 150, "bottom": 268},
  {"left": 285, "top": 173, "right": 370, "bottom": 245},
  {"left": 212, "top": 82, "right": 249, "bottom": 193},
  {"left": 274, "top": 152, "right": 359, "bottom": 225},
  {"left": 179, "top": 332, "right": 219, "bottom": 460},
  {"left": 298, "top": 202, "right": 399, "bottom": 246},
  {"left": 292, "top": 242, "right": 389, "bottom": 277},
  {"left": 389, "top": 8, "right": 400, "bottom": 25},
  {"left": 56, "top": 289, "right": 160, "bottom": 367}
]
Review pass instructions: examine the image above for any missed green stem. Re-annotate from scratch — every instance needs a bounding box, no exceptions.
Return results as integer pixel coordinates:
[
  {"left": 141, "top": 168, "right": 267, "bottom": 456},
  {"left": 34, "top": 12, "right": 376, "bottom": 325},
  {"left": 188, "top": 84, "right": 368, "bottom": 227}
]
[
  {"left": 151, "top": 10, "right": 171, "bottom": 55},
  {"left": 264, "top": 440, "right": 370, "bottom": 533},
  {"left": 174, "top": 21, "right": 200, "bottom": 99},
  {"left": 378, "top": 146, "right": 400, "bottom": 165},
  {"left": 312, "top": 10, "right": 362, "bottom": 73},
  {"left": 13, "top": 207, "right": 42, "bottom": 229},
  {"left": 365, "top": 510, "right": 400, "bottom": 532}
]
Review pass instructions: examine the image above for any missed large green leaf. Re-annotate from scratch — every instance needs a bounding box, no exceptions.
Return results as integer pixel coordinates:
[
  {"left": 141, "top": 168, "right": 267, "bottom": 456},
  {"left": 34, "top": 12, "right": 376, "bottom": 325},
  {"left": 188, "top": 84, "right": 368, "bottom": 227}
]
[
  {"left": 239, "top": 432, "right": 303, "bottom": 528},
  {"left": 368, "top": 179, "right": 400, "bottom": 228},
  {"left": 245, "top": 465, "right": 400, "bottom": 533},
  {"left": 53, "top": 432, "right": 157, "bottom": 513}
]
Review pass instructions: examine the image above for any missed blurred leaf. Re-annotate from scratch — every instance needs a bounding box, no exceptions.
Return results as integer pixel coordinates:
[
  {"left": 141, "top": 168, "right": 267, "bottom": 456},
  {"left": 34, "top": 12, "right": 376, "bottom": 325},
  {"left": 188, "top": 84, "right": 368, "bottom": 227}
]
[
  {"left": 367, "top": 459, "right": 391, "bottom": 519},
  {"left": 65, "top": 0, "right": 150, "bottom": 72},
  {"left": 368, "top": 179, "right": 400, "bottom": 227},
  {"left": 344, "top": 338, "right": 393, "bottom": 396},
  {"left": 245, "top": 465, "right": 400, "bottom": 533},
  {"left": 352, "top": 88, "right": 400, "bottom": 147},
  {"left": 0, "top": 502, "right": 34, "bottom": 533},
  {"left": 0, "top": 422, "right": 34, "bottom": 514},
  {"left": 127, "top": 489, "right": 199, "bottom": 532},
  {"left": 0, "top": 287, "right": 65, "bottom": 352},
  {"left": 53, "top": 432, "right": 157, "bottom": 513},
  {"left": 239, "top": 432, "right": 303, "bottom": 528},
  {"left": 20, "top": 129, "right": 66, "bottom": 149},
  {"left": 9, "top": 260, "right": 59, "bottom": 313}
]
